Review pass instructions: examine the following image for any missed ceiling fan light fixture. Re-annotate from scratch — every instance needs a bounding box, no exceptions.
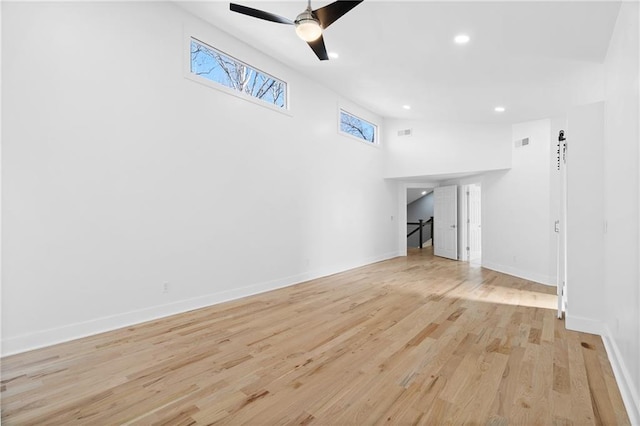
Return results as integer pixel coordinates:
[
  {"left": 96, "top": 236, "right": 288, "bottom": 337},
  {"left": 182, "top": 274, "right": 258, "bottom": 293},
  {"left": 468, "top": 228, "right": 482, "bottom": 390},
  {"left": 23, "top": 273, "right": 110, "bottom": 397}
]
[
  {"left": 454, "top": 34, "right": 470, "bottom": 44},
  {"left": 229, "top": 0, "right": 364, "bottom": 60},
  {"left": 295, "top": 11, "right": 322, "bottom": 42}
]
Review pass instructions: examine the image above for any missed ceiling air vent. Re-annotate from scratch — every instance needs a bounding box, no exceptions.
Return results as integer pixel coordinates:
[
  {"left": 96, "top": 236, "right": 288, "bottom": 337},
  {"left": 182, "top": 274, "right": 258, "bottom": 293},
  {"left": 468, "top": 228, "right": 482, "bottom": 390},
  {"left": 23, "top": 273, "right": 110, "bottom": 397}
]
[
  {"left": 397, "top": 129, "right": 412, "bottom": 137},
  {"left": 515, "top": 137, "right": 530, "bottom": 148}
]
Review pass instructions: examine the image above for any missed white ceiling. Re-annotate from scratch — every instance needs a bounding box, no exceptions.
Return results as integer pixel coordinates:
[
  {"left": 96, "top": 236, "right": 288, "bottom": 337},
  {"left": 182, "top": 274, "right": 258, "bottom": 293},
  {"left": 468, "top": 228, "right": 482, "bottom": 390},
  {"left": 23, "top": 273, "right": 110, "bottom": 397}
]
[
  {"left": 178, "top": 1, "right": 621, "bottom": 124},
  {"left": 407, "top": 188, "right": 433, "bottom": 204}
]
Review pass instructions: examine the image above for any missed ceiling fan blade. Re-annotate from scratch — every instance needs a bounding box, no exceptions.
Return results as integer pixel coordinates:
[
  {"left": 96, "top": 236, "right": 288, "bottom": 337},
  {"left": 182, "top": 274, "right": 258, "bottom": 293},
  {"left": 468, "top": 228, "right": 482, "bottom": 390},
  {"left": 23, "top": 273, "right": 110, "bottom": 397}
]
[
  {"left": 313, "top": 1, "right": 363, "bottom": 29},
  {"left": 307, "top": 35, "right": 329, "bottom": 61},
  {"left": 230, "top": 3, "right": 294, "bottom": 25}
]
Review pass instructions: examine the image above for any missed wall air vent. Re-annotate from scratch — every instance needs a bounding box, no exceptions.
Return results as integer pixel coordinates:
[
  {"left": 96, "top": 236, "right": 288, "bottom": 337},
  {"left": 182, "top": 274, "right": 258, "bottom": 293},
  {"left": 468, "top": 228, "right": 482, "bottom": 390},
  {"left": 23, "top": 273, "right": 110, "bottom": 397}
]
[
  {"left": 397, "top": 129, "right": 412, "bottom": 137},
  {"left": 515, "top": 137, "right": 530, "bottom": 148}
]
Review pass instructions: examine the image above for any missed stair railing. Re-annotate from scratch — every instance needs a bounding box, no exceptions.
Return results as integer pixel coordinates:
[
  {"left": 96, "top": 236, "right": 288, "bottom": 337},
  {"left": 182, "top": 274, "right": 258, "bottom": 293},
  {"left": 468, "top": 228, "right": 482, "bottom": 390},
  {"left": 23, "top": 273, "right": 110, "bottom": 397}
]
[{"left": 407, "top": 217, "right": 433, "bottom": 249}]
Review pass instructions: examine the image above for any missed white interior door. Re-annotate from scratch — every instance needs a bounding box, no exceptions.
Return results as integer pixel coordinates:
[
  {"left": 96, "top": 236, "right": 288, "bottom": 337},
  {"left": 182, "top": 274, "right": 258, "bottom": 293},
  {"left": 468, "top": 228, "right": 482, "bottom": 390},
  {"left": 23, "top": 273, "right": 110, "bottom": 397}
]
[
  {"left": 434, "top": 185, "right": 458, "bottom": 260},
  {"left": 468, "top": 184, "right": 482, "bottom": 261}
]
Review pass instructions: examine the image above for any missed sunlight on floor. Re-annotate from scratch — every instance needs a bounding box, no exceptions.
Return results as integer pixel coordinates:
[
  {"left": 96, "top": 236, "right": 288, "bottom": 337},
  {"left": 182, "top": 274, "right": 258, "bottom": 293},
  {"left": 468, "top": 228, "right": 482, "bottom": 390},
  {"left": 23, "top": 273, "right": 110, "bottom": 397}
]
[{"left": 464, "top": 285, "right": 557, "bottom": 309}]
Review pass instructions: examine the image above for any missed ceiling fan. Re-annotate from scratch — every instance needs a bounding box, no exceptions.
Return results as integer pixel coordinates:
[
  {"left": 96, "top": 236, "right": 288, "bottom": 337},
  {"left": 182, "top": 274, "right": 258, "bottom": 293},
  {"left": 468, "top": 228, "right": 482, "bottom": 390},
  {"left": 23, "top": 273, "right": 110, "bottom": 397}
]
[{"left": 230, "top": 1, "right": 363, "bottom": 61}]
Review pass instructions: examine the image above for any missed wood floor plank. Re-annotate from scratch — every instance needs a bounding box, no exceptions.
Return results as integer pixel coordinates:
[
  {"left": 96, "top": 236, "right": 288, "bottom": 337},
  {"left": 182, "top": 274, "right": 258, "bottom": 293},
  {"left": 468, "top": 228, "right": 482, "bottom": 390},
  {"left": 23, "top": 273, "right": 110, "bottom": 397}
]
[{"left": 1, "top": 248, "right": 630, "bottom": 425}]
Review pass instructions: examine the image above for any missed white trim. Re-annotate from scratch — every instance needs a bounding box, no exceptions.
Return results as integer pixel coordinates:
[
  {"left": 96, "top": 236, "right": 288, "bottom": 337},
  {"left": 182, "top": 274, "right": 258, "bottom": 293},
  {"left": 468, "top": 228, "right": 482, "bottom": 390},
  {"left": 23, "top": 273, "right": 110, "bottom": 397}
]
[
  {"left": 184, "top": 32, "right": 292, "bottom": 117},
  {"left": 1, "top": 251, "right": 400, "bottom": 356},
  {"left": 459, "top": 185, "right": 469, "bottom": 261},
  {"left": 564, "top": 314, "right": 604, "bottom": 336},
  {"left": 399, "top": 183, "right": 408, "bottom": 256},
  {"left": 481, "top": 261, "right": 556, "bottom": 286},
  {"left": 601, "top": 325, "right": 640, "bottom": 425}
]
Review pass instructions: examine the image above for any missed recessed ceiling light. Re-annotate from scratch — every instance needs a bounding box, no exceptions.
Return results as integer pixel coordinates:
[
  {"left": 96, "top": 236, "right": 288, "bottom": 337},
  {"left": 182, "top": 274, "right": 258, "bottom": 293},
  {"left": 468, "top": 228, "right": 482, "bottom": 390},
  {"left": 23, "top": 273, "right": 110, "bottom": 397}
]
[
  {"left": 402, "top": 105, "right": 411, "bottom": 110},
  {"left": 328, "top": 51, "right": 339, "bottom": 59},
  {"left": 494, "top": 106, "right": 506, "bottom": 112},
  {"left": 421, "top": 191, "right": 427, "bottom": 195},
  {"left": 454, "top": 34, "right": 470, "bottom": 44}
]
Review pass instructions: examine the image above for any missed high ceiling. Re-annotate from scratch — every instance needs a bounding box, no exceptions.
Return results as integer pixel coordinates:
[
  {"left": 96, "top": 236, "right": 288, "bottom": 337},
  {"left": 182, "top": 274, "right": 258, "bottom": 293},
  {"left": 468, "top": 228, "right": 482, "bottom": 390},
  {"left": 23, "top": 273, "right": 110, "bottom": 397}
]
[{"left": 178, "top": 1, "right": 621, "bottom": 124}]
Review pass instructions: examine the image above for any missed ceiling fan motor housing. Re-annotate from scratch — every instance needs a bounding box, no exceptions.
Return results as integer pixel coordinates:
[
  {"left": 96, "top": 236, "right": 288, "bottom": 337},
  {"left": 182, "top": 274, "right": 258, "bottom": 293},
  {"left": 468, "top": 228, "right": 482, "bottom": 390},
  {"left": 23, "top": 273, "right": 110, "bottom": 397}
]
[
  {"left": 295, "top": 9, "right": 323, "bottom": 41},
  {"left": 229, "top": 1, "right": 364, "bottom": 60}
]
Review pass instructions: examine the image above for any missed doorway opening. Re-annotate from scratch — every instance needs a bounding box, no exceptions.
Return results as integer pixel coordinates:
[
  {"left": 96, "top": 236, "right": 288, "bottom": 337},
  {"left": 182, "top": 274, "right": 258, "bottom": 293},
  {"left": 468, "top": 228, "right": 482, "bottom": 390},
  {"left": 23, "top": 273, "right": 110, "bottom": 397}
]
[{"left": 406, "top": 188, "right": 433, "bottom": 249}]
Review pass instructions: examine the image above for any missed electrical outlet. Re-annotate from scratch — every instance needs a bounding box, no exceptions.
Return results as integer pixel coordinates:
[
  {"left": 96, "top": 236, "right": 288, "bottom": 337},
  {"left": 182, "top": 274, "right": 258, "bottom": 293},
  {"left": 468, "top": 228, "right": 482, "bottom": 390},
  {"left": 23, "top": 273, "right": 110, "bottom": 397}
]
[{"left": 162, "top": 282, "right": 169, "bottom": 293}]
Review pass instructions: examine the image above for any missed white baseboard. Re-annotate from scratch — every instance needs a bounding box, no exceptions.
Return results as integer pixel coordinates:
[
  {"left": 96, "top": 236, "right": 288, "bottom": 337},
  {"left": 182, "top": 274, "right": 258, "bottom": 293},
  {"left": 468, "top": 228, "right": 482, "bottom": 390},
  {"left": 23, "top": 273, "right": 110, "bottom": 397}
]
[
  {"left": 481, "top": 261, "right": 556, "bottom": 286},
  {"left": 564, "top": 314, "right": 605, "bottom": 336},
  {"left": 601, "top": 326, "right": 640, "bottom": 426},
  {"left": 1, "top": 251, "right": 400, "bottom": 356}
]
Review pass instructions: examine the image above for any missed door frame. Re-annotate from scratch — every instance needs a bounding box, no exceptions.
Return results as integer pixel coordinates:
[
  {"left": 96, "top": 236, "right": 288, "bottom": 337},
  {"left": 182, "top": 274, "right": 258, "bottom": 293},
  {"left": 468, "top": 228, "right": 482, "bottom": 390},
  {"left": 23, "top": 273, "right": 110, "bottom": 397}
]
[
  {"left": 460, "top": 186, "right": 469, "bottom": 262},
  {"left": 459, "top": 183, "right": 482, "bottom": 262}
]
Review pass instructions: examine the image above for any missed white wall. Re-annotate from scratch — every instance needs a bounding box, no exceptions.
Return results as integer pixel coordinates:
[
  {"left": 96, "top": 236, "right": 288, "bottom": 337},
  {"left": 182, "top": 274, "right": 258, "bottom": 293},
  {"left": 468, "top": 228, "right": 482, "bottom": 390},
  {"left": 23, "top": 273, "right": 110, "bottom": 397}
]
[
  {"left": 562, "top": 4, "right": 639, "bottom": 422},
  {"left": 388, "top": 118, "right": 556, "bottom": 284},
  {"left": 384, "top": 120, "right": 512, "bottom": 259},
  {"left": 383, "top": 119, "right": 511, "bottom": 178},
  {"left": 1, "top": 2, "right": 398, "bottom": 354},
  {"left": 601, "top": 2, "right": 640, "bottom": 421},
  {"left": 481, "top": 119, "right": 556, "bottom": 285},
  {"left": 565, "top": 102, "right": 605, "bottom": 332}
]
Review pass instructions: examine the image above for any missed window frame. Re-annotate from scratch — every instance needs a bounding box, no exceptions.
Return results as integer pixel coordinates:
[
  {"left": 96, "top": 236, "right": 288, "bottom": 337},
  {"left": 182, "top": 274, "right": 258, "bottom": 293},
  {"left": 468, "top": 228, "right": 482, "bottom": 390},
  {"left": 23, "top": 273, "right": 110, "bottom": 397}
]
[
  {"left": 185, "top": 35, "right": 291, "bottom": 115},
  {"left": 338, "top": 108, "right": 379, "bottom": 146}
]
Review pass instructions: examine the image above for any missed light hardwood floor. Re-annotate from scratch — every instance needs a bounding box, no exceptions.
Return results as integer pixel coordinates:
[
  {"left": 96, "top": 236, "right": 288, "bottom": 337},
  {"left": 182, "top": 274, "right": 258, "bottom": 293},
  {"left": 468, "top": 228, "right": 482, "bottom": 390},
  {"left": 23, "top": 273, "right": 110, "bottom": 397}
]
[{"left": 1, "top": 248, "right": 630, "bottom": 425}]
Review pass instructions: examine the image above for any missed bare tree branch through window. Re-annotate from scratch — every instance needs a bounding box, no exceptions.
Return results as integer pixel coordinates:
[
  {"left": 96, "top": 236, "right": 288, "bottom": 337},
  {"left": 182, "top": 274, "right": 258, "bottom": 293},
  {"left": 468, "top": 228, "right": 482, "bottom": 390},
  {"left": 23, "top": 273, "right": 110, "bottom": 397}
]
[
  {"left": 190, "top": 39, "right": 286, "bottom": 109},
  {"left": 340, "top": 110, "right": 376, "bottom": 143}
]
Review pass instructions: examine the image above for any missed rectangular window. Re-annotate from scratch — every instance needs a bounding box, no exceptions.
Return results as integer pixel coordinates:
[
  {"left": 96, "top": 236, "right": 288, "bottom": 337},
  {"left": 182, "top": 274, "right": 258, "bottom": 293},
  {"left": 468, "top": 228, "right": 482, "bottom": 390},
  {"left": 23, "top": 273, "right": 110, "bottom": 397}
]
[
  {"left": 339, "top": 109, "right": 377, "bottom": 144},
  {"left": 190, "top": 38, "right": 287, "bottom": 109}
]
